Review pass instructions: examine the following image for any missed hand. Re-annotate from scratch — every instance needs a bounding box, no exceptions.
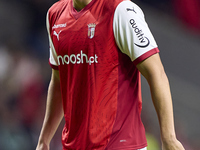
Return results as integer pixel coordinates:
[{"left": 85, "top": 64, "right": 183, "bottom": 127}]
[
  {"left": 36, "top": 143, "right": 49, "bottom": 150},
  {"left": 162, "top": 139, "right": 185, "bottom": 150}
]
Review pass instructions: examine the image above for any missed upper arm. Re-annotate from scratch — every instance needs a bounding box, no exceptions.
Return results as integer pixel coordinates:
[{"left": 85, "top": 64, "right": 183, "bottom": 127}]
[
  {"left": 136, "top": 53, "right": 166, "bottom": 83},
  {"left": 51, "top": 69, "right": 60, "bottom": 83}
]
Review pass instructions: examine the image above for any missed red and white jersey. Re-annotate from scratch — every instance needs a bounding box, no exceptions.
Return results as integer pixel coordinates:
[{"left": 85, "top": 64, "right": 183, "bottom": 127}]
[{"left": 47, "top": 0, "right": 159, "bottom": 149}]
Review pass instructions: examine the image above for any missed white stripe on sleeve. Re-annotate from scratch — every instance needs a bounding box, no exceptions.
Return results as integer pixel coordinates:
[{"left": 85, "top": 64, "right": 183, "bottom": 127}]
[{"left": 46, "top": 11, "right": 58, "bottom": 66}]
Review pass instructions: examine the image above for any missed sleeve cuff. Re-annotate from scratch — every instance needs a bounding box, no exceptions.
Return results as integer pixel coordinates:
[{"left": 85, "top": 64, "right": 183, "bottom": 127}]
[
  {"left": 49, "top": 59, "right": 59, "bottom": 70},
  {"left": 133, "top": 47, "right": 159, "bottom": 66}
]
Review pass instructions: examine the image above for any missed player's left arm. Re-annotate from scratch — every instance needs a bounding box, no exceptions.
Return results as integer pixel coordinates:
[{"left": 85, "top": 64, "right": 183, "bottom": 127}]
[{"left": 137, "top": 53, "right": 185, "bottom": 150}]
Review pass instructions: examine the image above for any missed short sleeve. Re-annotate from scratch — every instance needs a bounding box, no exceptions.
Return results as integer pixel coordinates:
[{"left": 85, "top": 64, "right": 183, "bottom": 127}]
[
  {"left": 113, "top": 1, "right": 159, "bottom": 65},
  {"left": 46, "top": 11, "right": 59, "bottom": 70}
]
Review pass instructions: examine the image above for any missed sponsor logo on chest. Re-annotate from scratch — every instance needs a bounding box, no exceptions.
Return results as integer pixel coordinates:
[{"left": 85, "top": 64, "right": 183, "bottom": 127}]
[{"left": 57, "top": 50, "right": 98, "bottom": 65}]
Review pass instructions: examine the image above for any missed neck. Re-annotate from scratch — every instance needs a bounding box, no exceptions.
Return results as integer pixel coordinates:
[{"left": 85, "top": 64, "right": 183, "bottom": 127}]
[{"left": 73, "top": 0, "right": 92, "bottom": 11}]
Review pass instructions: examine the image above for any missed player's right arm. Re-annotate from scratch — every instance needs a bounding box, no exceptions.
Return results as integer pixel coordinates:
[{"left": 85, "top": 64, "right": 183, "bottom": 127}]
[{"left": 36, "top": 69, "right": 63, "bottom": 150}]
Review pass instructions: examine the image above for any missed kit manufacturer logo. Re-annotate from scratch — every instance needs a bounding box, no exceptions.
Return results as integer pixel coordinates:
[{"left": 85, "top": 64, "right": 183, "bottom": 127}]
[
  {"left": 53, "top": 30, "right": 62, "bottom": 41},
  {"left": 126, "top": 7, "right": 136, "bottom": 13}
]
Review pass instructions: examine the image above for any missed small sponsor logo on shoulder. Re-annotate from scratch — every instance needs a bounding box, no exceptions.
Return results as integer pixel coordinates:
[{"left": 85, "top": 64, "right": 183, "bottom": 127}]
[
  {"left": 120, "top": 139, "right": 127, "bottom": 143},
  {"left": 52, "top": 23, "right": 67, "bottom": 30},
  {"left": 130, "top": 19, "right": 150, "bottom": 48}
]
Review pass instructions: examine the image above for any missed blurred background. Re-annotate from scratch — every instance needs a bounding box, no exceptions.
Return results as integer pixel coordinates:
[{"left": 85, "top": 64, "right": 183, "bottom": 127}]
[{"left": 0, "top": 0, "right": 199, "bottom": 149}]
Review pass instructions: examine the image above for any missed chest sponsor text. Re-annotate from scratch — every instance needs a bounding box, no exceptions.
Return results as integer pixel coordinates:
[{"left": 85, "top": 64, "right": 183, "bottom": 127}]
[{"left": 57, "top": 50, "right": 98, "bottom": 65}]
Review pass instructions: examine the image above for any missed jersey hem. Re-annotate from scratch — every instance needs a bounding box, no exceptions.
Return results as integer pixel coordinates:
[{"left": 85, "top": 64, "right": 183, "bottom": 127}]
[
  {"left": 133, "top": 47, "right": 159, "bottom": 66},
  {"left": 106, "top": 143, "right": 147, "bottom": 150},
  {"left": 49, "top": 59, "right": 59, "bottom": 70}
]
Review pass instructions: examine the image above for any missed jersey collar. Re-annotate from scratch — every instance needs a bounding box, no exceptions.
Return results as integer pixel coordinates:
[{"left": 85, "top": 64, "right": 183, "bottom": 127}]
[{"left": 71, "top": 0, "right": 96, "bottom": 19}]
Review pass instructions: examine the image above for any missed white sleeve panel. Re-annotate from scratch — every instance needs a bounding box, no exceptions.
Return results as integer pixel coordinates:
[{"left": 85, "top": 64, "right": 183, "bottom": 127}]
[
  {"left": 113, "top": 1, "right": 158, "bottom": 61},
  {"left": 46, "top": 11, "right": 58, "bottom": 67}
]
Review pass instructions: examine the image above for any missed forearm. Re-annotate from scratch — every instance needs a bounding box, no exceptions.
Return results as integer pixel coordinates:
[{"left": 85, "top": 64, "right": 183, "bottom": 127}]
[
  {"left": 148, "top": 71, "right": 176, "bottom": 141},
  {"left": 37, "top": 70, "right": 63, "bottom": 146}
]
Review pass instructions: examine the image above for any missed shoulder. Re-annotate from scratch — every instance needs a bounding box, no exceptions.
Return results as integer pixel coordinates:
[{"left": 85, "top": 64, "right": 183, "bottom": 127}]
[
  {"left": 47, "top": 0, "right": 69, "bottom": 26},
  {"left": 114, "top": 0, "right": 144, "bottom": 17},
  {"left": 49, "top": 0, "right": 69, "bottom": 11},
  {"left": 48, "top": 0, "right": 69, "bottom": 18},
  {"left": 102, "top": 0, "right": 125, "bottom": 12}
]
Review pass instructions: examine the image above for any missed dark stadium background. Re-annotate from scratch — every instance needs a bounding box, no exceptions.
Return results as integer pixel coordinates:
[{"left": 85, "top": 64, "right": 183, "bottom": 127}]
[{"left": 0, "top": 0, "right": 200, "bottom": 149}]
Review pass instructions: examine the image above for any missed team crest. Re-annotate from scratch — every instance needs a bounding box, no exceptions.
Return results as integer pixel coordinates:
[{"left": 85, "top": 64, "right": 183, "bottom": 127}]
[{"left": 87, "top": 23, "right": 96, "bottom": 39}]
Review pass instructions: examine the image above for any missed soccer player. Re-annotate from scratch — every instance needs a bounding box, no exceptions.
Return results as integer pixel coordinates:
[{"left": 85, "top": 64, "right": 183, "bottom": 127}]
[{"left": 36, "top": 0, "right": 185, "bottom": 149}]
